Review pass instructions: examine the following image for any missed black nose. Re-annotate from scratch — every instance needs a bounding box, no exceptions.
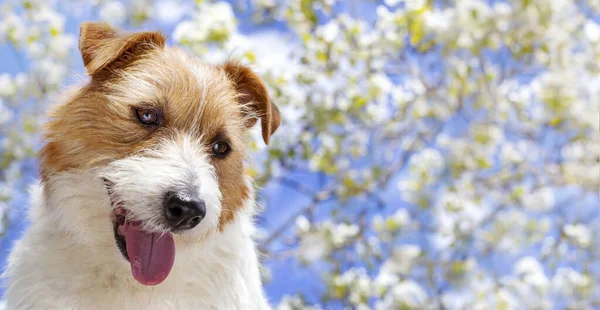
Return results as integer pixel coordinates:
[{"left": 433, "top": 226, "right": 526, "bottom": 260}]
[{"left": 164, "top": 192, "right": 206, "bottom": 230}]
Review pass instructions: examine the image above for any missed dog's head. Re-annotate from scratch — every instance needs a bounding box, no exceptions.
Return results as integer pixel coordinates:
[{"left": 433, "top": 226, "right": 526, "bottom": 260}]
[{"left": 38, "top": 22, "right": 280, "bottom": 285}]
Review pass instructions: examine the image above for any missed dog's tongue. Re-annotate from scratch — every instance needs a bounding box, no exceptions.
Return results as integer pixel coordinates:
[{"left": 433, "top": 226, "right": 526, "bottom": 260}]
[{"left": 122, "top": 221, "right": 175, "bottom": 286}]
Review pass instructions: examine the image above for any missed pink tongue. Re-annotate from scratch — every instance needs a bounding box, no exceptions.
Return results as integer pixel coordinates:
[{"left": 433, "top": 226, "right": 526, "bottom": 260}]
[{"left": 122, "top": 221, "right": 175, "bottom": 286}]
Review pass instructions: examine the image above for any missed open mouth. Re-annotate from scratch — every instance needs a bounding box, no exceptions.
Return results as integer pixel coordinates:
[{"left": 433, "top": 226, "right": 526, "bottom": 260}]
[{"left": 103, "top": 179, "right": 175, "bottom": 286}]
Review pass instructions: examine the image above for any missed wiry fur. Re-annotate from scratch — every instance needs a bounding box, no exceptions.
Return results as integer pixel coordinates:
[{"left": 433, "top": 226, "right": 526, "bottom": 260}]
[
  {"left": 3, "top": 22, "right": 279, "bottom": 309},
  {"left": 5, "top": 177, "right": 268, "bottom": 309},
  {"left": 100, "top": 135, "right": 223, "bottom": 237}
]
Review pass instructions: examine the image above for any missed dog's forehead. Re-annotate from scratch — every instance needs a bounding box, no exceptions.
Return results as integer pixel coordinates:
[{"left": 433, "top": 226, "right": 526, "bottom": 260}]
[{"left": 107, "top": 47, "right": 244, "bottom": 134}]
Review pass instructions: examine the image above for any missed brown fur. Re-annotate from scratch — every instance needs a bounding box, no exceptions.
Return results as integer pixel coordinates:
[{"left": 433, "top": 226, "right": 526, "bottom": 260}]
[
  {"left": 221, "top": 63, "right": 281, "bottom": 144},
  {"left": 79, "top": 22, "right": 166, "bottom": 75},
  {"left": 39, "top": 22, "right": 279, "bottom": 228}
]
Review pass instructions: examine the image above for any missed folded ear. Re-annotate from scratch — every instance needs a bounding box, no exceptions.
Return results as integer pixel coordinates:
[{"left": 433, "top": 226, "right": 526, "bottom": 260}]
[
  {"left": 79, "top": 22, "right": 166, "bottom": 76},
  {"left": 222, "top": 62, "right": 281, "bottom": 145}
]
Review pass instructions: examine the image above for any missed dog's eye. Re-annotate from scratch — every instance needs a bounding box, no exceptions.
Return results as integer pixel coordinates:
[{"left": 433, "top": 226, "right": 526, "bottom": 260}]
[
  {"left": 211, "top": 141, "right": 231, "bottom": 158},
  {"left": 134, "top": 107, "right": 161, "bottom": 126}
]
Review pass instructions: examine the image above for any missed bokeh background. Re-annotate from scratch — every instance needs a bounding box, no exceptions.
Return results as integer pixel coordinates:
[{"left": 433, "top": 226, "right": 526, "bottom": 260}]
[{"left": 0, "top": 0, "right": 599, "bottom": 309}]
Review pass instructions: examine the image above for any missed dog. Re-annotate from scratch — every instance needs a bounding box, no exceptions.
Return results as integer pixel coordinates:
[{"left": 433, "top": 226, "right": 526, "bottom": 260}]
[{"left": 3, "top": 22, "right": 280, "bottom": 309}]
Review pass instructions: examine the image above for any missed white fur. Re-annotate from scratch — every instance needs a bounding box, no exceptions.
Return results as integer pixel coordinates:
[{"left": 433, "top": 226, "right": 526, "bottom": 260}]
[
  {"left": 3, "top": 135, "right": 270, "bottom": 309},
  {"left": 100, "top": 134, "right": 222, "bottom": 238}
]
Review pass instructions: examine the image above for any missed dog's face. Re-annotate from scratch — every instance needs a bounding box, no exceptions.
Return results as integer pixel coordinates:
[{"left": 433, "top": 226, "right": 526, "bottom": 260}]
[{"left": 38, "top": 22, "right": 280, "bottom": 285}]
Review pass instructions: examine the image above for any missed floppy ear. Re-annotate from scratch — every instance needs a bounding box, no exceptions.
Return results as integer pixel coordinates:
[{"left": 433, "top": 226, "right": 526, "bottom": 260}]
[
  {"left": 222, "top": 62, "right": 281, "bottom": 145},
  {"left": 79, "top": 22, "right": 166, "bottom": 76}
]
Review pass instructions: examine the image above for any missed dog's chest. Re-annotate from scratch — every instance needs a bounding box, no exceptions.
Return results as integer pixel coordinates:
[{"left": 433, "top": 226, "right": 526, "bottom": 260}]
[
  {"left": 71, "top": 285, "right": 250, "bottom": 309},
  {"left": 39, "top": 257, "right": 256, "bottom": 309},
  {"left": 78, "top": 250, "right": 255, "bottom": 309}
]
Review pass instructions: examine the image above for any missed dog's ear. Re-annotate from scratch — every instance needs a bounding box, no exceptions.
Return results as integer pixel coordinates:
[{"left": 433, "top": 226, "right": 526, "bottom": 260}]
[
  {"left": 79, "top": 22, "right": 166, "bottom": 76},
  {"left": 222, "top": 62, "right": 281, "bottom": 145}
]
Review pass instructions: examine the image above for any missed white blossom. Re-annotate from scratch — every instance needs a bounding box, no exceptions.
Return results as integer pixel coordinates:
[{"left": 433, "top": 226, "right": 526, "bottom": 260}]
[
  {"left": 551, "top": 267, "right": 592, "bottom": 297},
  {"left": 390, "top": 280, "right": 427, "bottom": 308},
  {"left": 563, "top": 223, "right": 591, "bottom": 248},
  {"left": 522, "top": 187, "right": 555, "bottom": 211},
  {"left": 0, "top": 99, "right": 13, "bottom": 125},
  {"left": 99, "top": 1, "right": 127, "bottom": 26},
  {"left": 403, "top": 0, "right": 426, "bottom": 12},
  {"left": 295, "top": 215, "right": 310, "bottom": 233},
  {"left": 0, "top": 74, "right": 18, "bottom": 97},
  {"left": 584, "top": 21, "right": 600, "bottom": 42},
  {"left": 317, "top": 22, "right": 339, "bottom": 43},
  {"left": 513, "top": 256, "right": 549, "bottom": 291},
  {"left": 297, "top": 232, "right": 329, "bottom": 263},
  {"left": 48, "top": 33, "right": 76, "bottom": 60}
]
